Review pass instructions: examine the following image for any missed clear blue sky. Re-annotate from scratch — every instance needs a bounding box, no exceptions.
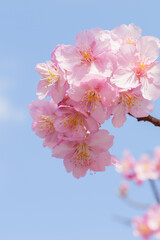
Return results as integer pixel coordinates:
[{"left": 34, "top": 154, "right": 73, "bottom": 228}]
[{"left": 0, "top": 1, "right": 160, "bottom": 239}]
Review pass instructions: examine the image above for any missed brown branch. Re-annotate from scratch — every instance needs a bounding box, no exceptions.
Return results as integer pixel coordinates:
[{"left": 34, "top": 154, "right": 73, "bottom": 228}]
[
  {"left": 149, "top": 180, "right": 160, "bottom": 203},
  {"left": 129, "top": 114, "right": 160, "bottom": 127},
  {"left": 122, "top": 196, "right": 150, "bottom": 209}
]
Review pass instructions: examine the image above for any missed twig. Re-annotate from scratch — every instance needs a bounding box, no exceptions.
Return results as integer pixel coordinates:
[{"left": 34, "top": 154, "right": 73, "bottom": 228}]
[
  {"left": 149, "top": 180, "right": 160, "bottom": 203},
  {"left": 113, "top": 215, "right": 131, "bottom": 226},
  {"left": 123, "top": 196, "right": 150, "bottom": 209},
  {"left": 129, "top": 114, "right": 160, "bottom": 127}
]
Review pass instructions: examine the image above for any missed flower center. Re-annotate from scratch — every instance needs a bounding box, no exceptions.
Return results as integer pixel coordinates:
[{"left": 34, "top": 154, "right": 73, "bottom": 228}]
[
  {"left": 40, "top": 66, "right": 60, "bottom": 88},
  {"left": 133, "top": 60, "right": 150, "bottom": 79},
  {"left": 81, "top": 89, "right": 101, "bottom": 112},
  {"left": 120, "top": 92, "right": 140, "bottom": 107},
  {"left": 84, "top": 89, "right": 101, "bottom": 104},
  {"left": 138, "top": 224, "right": 151, "bottom": 236},
  {"left": 38, "top": 115, "right": 55, "bottom": 136},
  {"left": 72, "top": 143, "right": 92, "bottom": 167},
  {"left": 60, "top": 114, "right": 84, "bottom": 132},
  {"left": 76, "top": 43, "right": 93, "bottom": 64},
  {"left": 125, "top": 37, "right": 136, "bottom": 45}
]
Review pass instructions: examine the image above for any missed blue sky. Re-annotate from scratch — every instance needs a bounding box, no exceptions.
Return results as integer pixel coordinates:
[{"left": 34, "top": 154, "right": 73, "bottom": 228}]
[{"left": 0, "top": 0, "right": 160, "bottom": 239}]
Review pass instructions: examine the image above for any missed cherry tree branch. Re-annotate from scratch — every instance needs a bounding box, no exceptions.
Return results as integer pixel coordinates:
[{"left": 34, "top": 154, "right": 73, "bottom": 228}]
[
  {"left": 122, "top": 196, "right": 150, "bottom": 209},
  {"left": 129, "top": 114, "right": 160, "bottom": 127},
  {"left": 149, "top": 180, "right": 160, "bottom": 203},
  {"left": 113, "top": 215, "right": 131, "bottom": 226}
]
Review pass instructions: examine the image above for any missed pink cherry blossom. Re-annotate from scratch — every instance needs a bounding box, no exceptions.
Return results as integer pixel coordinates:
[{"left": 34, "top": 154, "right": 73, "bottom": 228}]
[
  {"left": 134, "top": 154, "right": 157, "bottom": 183},
  {"left": 132, "top": 205, "right": 160, "bottom": 240},
  {"left": 28, "top": 99, "right": 59, "bottom": 148},
  {"left": 112, "top": 87, "right": 153, "bottom": 128},
  {"left": 153, "top": 146, "right": 160, "bottom": 177},
  {"left": 147, "top": 205, "right": 160, "bottom": 235},
  {"left": 53, "top": 29, "right": 115, "bottom": 82},
  {"left": 29, "top": 24, "right": 160, "bottom": 180},
  {"left": 111, "top": 37, "right": 160, "bottom": 100},
  {"left": 68, "top": 74, "right": 118, "bottom": 123},
  {"left": 118, "top": 181, "right": 129, "bottom": 197},
  {"left": 132, "top": 215, "right": 153, "bottom": 240},
  {"left": 116, "top": 150, "right": 136, "bottom": 179},
  {"left": 113, "top": 23, "right": 142, "bottom": 46},
  {"left": 54, "top": 105, "right": 99, "bottom": 141},
  {"left": 90, "top": 28, "right": 121, "bottom": 54},
  {"left": 52, "top": 130, "right": 114, "bottom": 179},
  {"left": 36, "top": 61, "right": 67, "bottom": 103}
]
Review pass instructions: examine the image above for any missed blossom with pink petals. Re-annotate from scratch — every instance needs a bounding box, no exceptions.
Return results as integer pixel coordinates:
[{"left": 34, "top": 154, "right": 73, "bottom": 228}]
[
  {"left": 118, "top": 181, "right": 129, "bottom": 197},
  {"left": 132, "top": 205, "right": 160, "bottom": 240},
  {"left": 147, "top": 205, "right": 160, "bottom": 237},
  {"left": 53, "top": 29, "right": 115, "bottom": 82},
  {"left": 111, "top": 37, "right": 160, "bottom": 100},
  {"left": 36, "top": 61, "right": 67, "bottom": 103},
  {"left": 112, "top": 87, "right": 153, "bottom": 128},
  {"left": 28, "top": 99, "right": 59, "bottom": 148},
  {"left": 52, "top": 130, "right": 114, "bottom": 179},
  {"left": 134, "top": 154, "right": 157, "bottom": 183},
  {"left": 54, "top": 105, "right": 99, "bottom": 140},
  {"left": 113, "top": 23, "right": 142, "bottom": 46},
  {"left": 68, "top": 74, "right": 118, "bottom": 123},
  {"left": 116, "top": 150, "right": 136, "bottom": 179},
  {"left": 132, "top": 215, "right": 153, "bottom": 240},
  {"left": 29, "top": 24, "right": 160, "bottom": 179},
  {"left": 153, "top": 146, "right": 160, "bottom": 177}
]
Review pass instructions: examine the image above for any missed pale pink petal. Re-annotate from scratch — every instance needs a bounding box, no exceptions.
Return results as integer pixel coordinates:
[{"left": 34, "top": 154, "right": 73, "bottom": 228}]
[
  {"left": 112, "top": 103, "right": 127, "bottom": 128},
  {"left": 43, "top": 133, "right": 59, "bottom": 148},
  {"left": 117, "top": 44, "right": 136, "bottom": 66},
  {"left": 51, "top": 83, "right": 66, "bottom": 104},
  {"left": 85, "top": 116, "right": 99, "bottom": 133},
  {"left": 67, "top": 64, "right": 89, "bottom": 83},
  {"left": 94, "top": 52, "right": 114, "bottom": 75},
  {"left": 113, "top": 23, "right": 141, "bottom": 41},
  {"left": 37, "top": 81, "right": 50, "bottom": 99},
  {"left": 147, "top": 62, "right": 160, "bottom": 86},
  {"left": 141, "top": 77, "right": 160, "bottom": 100},
  {"left": 67, "top": 84, "right": 86, "bottom": 102},
  {"left": 75, "top": 30, "right": 95, "bottom": 48},
  {"left": 54, "top": 44, "right": 79, "bottom": 71},
  {"left": 129, "top": 93, "right": 153, "bottom": 118},
  {"left": 91, "top": 102, "right": 106, "bottom": 123},
  {"left": 99, "top": 82, "right": 119, "bottom": 106},
  {"left": 52, "top": 142, "right": 74, "bottom": 159},
  {"left": 136, "top": 36, "right": 159, "bottom": 62},
  {"left": 111, "top": 69, "right": 139, "bottom": 89},
  {"left": 87, "top": 130, "right": 114, "bottom": 151},
  {"left": 72, "top": 167, "right": 88, "bottom": 179},
  {"left": 63, "top": 156, "right": 74, "bottom": 173},
  {"left": 90, "top": 152, "right": 112, "bottom": 171}
]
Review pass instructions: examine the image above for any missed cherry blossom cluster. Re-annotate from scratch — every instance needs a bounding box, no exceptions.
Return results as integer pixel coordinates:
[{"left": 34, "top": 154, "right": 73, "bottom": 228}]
[
  {"left": 117, "top": 148, "right": 160, "bottom": 239},
  {"left": 28, "top": 23, "right": 160, "bottom": 178},
  {"left": 116, "top": 147, "right": 160, "bottom": 183},
  {"left": 133, "top": 204, "right": 160, "bottom": 240}
]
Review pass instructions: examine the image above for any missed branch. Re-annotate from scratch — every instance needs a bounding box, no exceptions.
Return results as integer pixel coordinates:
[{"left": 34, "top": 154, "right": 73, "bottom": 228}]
[
  {"left": 123, "top": 196, "right": 150, "bottom": 209},
  {"left": 129, "top": 114, "right": 160, "bottom": 127},
  {"left": 149, "top": 180, "right": 160, "bottom": 203},
  {"left": 113, "top": 215, "right": 131, "bottom": 226}
]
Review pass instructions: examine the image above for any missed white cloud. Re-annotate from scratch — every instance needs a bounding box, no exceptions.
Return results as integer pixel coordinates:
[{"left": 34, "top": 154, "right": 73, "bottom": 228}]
[
  {"left": 0, "top": 56, "right": 28, "bottom": 124},
  {"left": 0, "top": 96, "right": 25, "bottom": 122}
]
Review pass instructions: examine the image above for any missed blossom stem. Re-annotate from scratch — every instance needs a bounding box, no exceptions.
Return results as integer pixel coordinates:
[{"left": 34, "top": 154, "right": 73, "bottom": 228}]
[
  {"left": 129, "top": 114, "right": 160, "bottom": 127},
  {"left": 149, "top": 180, "right": 160, "bottom": 203},
  {"left": 113, "top": 215, "right": 131, "bottom": 226},
  {"left": 123, "top": 196, "right": 150, "bottom": 209}
]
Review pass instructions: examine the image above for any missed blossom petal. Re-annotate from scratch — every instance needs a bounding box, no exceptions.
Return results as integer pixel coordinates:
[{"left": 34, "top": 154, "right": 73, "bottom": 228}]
[
  {"left": 136, "top": 36, "right": 159, "bottom": 62},
  {"left": 111, "top": 69, "right": 139, "bottom": 89},
  {"left": 141, "top": 77, "right": 160, "bottom": 100}
]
